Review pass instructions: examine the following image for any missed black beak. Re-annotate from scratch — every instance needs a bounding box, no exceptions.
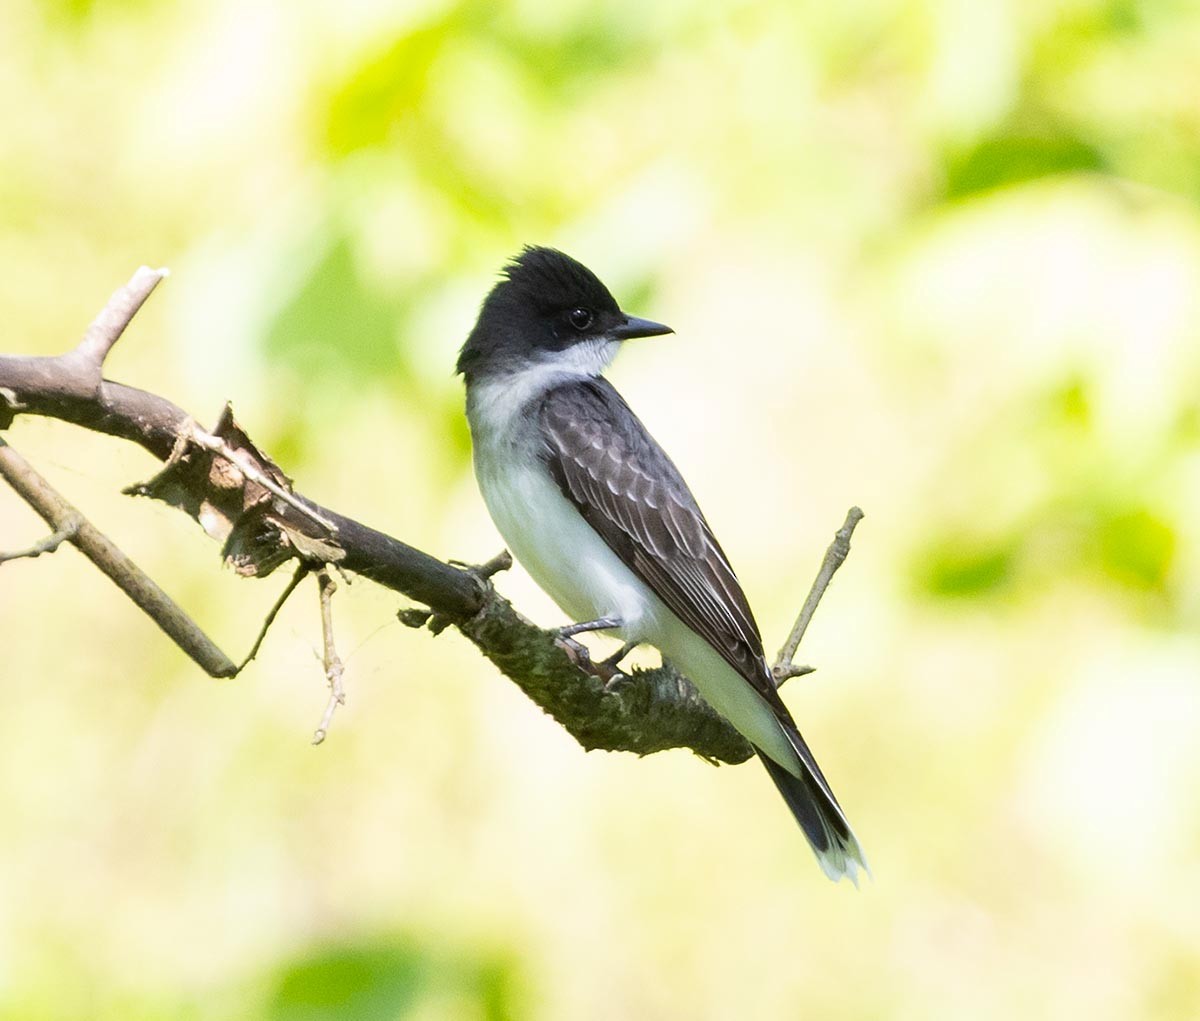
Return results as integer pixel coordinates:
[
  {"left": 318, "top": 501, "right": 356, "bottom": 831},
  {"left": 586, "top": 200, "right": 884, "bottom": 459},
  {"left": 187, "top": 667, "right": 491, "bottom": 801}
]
[{"left": 612, "top": 314, "right": 673, "bottom": 340}]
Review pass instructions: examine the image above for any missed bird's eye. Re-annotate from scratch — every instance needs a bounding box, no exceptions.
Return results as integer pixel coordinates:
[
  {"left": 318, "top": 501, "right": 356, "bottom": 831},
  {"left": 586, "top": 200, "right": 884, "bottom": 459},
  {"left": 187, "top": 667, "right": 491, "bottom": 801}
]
[{"left": 568, "top": 307, "right": 594, "bottom": 331}]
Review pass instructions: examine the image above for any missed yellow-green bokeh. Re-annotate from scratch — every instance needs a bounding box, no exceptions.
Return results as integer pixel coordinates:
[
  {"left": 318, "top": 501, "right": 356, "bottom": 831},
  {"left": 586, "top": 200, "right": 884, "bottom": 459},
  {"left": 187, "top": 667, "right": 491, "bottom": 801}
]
[{"left": 2, "top": 1, "right": 1199, "bottom": 1018}]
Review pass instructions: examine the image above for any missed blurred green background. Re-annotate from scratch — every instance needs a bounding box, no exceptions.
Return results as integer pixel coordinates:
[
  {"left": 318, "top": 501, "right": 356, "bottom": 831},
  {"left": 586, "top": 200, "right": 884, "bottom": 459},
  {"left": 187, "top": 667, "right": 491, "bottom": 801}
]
[{"left": 3, "top": 0, "right": 1200, "bottom": 1018}]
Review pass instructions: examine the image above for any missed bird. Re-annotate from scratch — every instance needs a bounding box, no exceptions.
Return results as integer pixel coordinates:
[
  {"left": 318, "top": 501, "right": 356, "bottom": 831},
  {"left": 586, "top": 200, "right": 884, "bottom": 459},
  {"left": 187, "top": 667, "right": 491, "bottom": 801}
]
[{"left": 457, "top": 245, "right": 867, "bottom": 883}]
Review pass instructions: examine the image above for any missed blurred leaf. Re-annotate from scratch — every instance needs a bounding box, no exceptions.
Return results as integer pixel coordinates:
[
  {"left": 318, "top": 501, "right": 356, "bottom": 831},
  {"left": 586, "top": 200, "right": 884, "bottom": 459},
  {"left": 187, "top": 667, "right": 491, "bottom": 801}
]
[
  {"left": 269, "top": 944, "right": 423, "bottom": 1021},
  {"left": 265, "top": 233, "right": 402, "bottom": 383},
  {"left": 916, "top": 540, "right": 1017, "bottom": 598},
  {"left": 44, "top": 0, "right": 97, "bottom": 23},
  {"left": 38, "top": 0, "right": 153, "bottom": 29},
  {"left": 323, "top": 22, "right": 455, "bottom": 158},
  {"left": 1037, "top": 0, "right": 1144, "bottom": 53},
  {"left": 1148, "top": 944, "right": 1200, "bottom": 1020},
  {"left": 944, "top": 130, "right": 1107, "bottom": 198},
  {"left": 266, "top": 936, "right": 522, "bottom": 1021},
  {"left": 312, "top": 7, "right": 654, "bottom": 244},
  {"left": 1095, "top": 506, "right": 1175, "bottom": 591},
  {"left": 612, "top": 272, "right": 663, "bottom": 321},
  {"left": 1045, "top": 375, "right": 1091, "bottom": 428},
  {"left": 1101, "top": 0, "right": 1142, "bottom": 34},
  {"left": 441, "top": 394, "right": 475, "bottom": 468},
  {"left": 1173, "top": 400, "right": 1200, "bottom": 443},
  {"left": 500, "top": 18, "right": 652, "bottom": 99}
]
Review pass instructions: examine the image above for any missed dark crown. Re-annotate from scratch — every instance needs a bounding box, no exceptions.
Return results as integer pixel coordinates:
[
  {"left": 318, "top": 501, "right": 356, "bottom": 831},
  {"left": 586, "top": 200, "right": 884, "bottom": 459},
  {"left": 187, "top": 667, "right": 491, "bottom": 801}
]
[{"left": 500, "top": 246, "right": 620, "bottom": 314}]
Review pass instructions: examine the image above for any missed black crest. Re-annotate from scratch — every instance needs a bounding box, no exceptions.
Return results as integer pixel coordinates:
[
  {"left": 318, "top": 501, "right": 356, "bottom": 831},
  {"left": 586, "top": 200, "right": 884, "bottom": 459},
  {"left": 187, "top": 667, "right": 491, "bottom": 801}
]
[
  {"left": 499, "top": 246, "right": 620, "bottom": 316},
  {"left": 457, "top": 247, "right": 621, "bottom": 379}
]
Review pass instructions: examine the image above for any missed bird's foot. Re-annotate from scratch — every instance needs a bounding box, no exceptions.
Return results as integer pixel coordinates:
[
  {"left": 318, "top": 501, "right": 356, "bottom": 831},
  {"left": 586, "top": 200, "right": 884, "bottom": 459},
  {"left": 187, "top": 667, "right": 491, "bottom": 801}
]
[
  {"left": 554, "top": 633, "right": 592, "bottom": 667},
  {"left": 555, "top": 634, "right": 632, "bottom": 691},
  {"left": 556, "top": 615, "right": 624, "bottom": 640}
]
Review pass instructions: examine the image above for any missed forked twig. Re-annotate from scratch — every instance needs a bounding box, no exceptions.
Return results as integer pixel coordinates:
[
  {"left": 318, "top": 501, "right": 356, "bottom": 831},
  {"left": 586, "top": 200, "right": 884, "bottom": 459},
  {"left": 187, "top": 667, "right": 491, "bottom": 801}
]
[
  {"left": 312, "top": 568, "right": 346, "bottom": 745},
  {"left": 773, "top": 507, "right": 864, "bottom": 684},
  {"left": 0, "top": 516, "right": 80, "bottom": 564}
]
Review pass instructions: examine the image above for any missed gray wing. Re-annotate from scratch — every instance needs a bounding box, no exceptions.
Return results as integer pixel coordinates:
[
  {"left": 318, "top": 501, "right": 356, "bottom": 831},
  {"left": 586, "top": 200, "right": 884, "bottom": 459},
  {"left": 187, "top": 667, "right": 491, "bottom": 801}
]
[
  {"left": 538, "top": 378, "right": 774, "bottom": 697},
  {"left": 540, "top": 379, "right": 859, "bottom": 849}
]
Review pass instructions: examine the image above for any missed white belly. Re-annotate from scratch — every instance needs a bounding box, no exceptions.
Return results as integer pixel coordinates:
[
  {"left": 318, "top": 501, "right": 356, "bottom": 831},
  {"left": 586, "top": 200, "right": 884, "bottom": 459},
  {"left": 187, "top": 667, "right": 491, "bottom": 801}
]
[{"left": 475, "top": 448, "right": 654, "bottom": 635}]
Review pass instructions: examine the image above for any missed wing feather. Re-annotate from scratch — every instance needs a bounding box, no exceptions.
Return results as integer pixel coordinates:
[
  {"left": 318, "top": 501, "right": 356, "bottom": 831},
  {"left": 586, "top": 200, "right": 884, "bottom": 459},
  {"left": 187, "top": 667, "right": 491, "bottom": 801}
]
[{"left": 539, "top": 378, "right": 773, "bottom": 697}]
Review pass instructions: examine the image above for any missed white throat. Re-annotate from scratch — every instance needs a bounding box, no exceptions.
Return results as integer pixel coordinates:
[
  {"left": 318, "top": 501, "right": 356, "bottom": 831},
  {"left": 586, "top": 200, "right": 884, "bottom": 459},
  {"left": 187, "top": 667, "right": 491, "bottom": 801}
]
[{"left": 465, "top": 337, "right": 618, "bottom": 439}]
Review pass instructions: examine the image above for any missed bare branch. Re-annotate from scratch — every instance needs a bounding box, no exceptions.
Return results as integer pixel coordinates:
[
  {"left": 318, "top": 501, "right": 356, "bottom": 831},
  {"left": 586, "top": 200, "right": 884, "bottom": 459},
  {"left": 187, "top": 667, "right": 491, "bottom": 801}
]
[
  {"left": 454, "top": 591, "right": 757, "bottom": 762},
  {"left": 0, "top": 361, "right": 484, "bottom": 613},
  {"left": 75, "top": 266, "right": 169, "bottom": 368},
  {"left": 773, "top": 506, "right": 864, "bottom": 684},
  {"left": 239, "top": 562, "right": 311, "bottom": 671},
  {"left": 0, "top": 436, "right": 237, "bottom": 678},
  {"left": 312, "top": 568, "right": 346, "bottom": 745},
  {"left": 0, "top": 516, "right": 79, "bottom": 564}
]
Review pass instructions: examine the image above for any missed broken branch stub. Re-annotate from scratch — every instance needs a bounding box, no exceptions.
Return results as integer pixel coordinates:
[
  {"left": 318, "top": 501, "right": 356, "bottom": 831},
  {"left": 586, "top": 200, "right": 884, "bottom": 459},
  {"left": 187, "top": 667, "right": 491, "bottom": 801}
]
[{"left": 125, "top": 404, "right": 344, "bottom": 578}]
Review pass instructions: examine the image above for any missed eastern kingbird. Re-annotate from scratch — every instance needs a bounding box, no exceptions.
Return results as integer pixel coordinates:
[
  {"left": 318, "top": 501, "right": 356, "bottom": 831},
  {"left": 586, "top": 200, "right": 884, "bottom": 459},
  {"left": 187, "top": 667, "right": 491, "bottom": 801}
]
[{"left": 458, "top": 246, "right": 867, "bottom": 883}]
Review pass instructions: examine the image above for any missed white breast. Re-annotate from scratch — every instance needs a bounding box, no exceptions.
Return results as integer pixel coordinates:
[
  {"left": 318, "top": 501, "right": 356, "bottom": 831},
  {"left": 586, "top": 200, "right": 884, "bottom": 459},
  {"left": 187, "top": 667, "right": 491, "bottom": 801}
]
[{"left": 467, "top": 366, "right": 653, "bottom": 637}]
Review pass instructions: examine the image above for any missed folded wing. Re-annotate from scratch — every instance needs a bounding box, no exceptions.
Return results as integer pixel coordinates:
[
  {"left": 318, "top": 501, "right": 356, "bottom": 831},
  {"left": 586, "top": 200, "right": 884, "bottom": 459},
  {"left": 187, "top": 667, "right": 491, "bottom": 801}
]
[{"left": 539, "top": 378, "right": 770, "bottom": 694}]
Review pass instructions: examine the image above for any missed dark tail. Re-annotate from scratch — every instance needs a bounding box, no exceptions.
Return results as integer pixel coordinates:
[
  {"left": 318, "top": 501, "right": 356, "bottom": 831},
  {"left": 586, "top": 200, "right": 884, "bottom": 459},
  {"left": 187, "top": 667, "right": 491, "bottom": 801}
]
[{"left": 756, "top": 744, "right": 869, "bottom": 886}]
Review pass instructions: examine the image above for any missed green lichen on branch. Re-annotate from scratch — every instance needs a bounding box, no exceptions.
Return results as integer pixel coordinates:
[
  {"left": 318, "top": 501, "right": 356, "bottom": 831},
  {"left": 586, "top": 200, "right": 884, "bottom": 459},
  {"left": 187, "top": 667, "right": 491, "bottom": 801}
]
[{"left": 451, "top": 590, "right": 755, "bottom": 765}]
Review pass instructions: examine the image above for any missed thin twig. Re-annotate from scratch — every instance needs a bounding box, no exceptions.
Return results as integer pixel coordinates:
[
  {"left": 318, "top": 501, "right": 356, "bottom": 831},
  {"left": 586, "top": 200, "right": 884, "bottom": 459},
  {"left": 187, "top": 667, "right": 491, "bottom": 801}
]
[
  {"left": 772, "top": 506, "right": 864, "bottom": 685},
  {"left": 238, "top": 561, "right": 311, "bottom": 671},
  {"left": 189, "top": 422, "right": 339, "bottom": 536},
  {"left": 431, "top": 549, "right": 513, "bottom": 634},
  {"left": 0, "top": 517, "right": 80, "bottom": 564},
  {"left": 457, "top": 549, "right": 513, "bottom": 579},
  {"left": 0, "top": 437, "right": 237, "bottom": 678},
  {"left": 75, "top": 266, "right": 169, "bottom": 368},
  {"left": 482, "top": 549, "right": 513, "bottom": 576},
  {"left": 311, "top": 568, "right": 346, "bottom": 745}
]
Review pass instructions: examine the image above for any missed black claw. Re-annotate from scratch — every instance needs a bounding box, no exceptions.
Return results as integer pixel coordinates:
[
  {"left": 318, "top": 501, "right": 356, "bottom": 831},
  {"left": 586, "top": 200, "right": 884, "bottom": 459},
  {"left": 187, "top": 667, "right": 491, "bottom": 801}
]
[{"left": 598, "top": 640, "right": 637, "bottom": 674}]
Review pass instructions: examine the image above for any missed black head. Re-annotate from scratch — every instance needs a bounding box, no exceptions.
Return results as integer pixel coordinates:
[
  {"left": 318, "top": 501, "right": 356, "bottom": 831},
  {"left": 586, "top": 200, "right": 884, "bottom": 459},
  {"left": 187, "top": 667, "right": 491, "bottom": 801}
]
[{"left": 457, "top": 246, "right": 671, "bottom": 381}]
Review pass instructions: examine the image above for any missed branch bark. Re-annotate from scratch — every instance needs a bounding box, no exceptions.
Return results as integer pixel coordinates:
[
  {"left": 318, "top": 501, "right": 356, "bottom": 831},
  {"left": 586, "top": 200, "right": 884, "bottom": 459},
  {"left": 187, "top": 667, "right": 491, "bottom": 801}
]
[
  {"left": 0, "top": 268, "right": 860, "bottom": 766},
  {"left": 0, "top": 436, "right": 237, "bottom": 678}
]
